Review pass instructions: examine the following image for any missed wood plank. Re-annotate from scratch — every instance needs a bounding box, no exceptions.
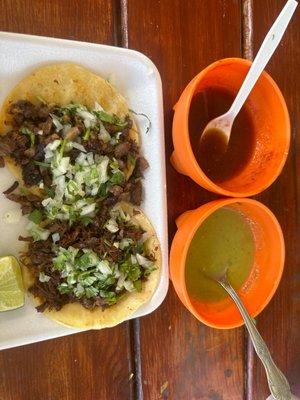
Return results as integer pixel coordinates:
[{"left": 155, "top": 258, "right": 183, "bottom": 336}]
[
  {"left": 0, "top": 330, "right": 133, "bottom": 400},
  {"left": 250, "top": 0, "right": 300, "bottom": 398},
  {"left": 0, "top": 0, "right": 114, "bottom": 44},
  {"left": 125, "top": 1, "right": 245, "bottom": 398},
  {"left": 0, "top": 1, "right": 134, "bottom": 399}
]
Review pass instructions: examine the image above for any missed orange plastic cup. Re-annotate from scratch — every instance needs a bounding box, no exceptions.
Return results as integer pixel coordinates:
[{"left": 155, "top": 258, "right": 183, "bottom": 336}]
[
  {"left": 170, "top": 198, "right": 285, "bottom": 329},
  {"left": 171, "top": 58, "right": 290, "bottom": 197}
]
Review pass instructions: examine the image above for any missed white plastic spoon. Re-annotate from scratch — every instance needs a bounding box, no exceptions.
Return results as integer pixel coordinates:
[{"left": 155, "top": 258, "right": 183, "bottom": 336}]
[{"left": 200, "top": 0, "right": 298, "bottom": 154}]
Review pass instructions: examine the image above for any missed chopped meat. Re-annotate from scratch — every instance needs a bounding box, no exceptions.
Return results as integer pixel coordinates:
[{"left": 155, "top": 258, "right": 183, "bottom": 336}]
[
  {"left": 109, "top": 185, "right": 123, "bottom": 197},
  {"left": 22, "top": 163, "right": 42, "bottom": 186},
  {"left": 118, "top": 191, "right": 130, "bottom": 202},
  {"left": 34, "top": 143, "right": 45, "bottom": 162},
  {"left": 43, "top": 133, "right": 60, "bottom": 145},
  {"left": 114, "top": 142, "right": 131, "bottom": 158},
  {"left": 80, "top": 296, "right": 108, "bottom": 310},
  {"left": 68, "top": 148, "right": 81, "bottom": 162},
  {"left": 6, "top": 193, "right": 41, "bottom": 215},
  {"left": 0, "top": 134, "right": 16, "bottom": 156},
  {"left": 103, "top": 195, "right": 118, "bottom": 207},
  {"left": 41, "top": 168, "right": 52, "bottom": 187},
  {"left": 24, "top": 148, "right": 35, "bottom": 158},
  {"left": 65, "top": 126, "right": 80, "bottom": 141},
  {"left": 8, "top": 100, "right": 49, "bottom": 124},
  {"left": 40, "top": 117, "right": 53, "bottom": 135},
  {"left": 3, "top": 181, "right": 19, "bottom": 195},
  {"left": 36, "top": 105, "right": 50, "bottom": 120},
  {"left": 117, "top": 159, "right": 125, "bottom": 170},
  {"left": 73, "top": 116, "right": 85, "bottom": 133},
  {"left": 46, "top": 220, "right": 69, "bottom": 234},
  {"left": 18, "top": 235, "right": 33, "bottom": 242},
  {"left": 137, "top": 156, "right": 149, "bottom": 172},
  {"left": 122, "top": 227, "right": 143, "bottom": 241},
  {"left": 58, "top": 226, "right": 81, "bottom": 248},
  {"left": 130, "top": 179, "right": 143, "bottom": 205}
]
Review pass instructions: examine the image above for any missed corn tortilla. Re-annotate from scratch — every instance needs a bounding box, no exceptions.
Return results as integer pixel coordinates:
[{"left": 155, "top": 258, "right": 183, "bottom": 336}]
[
  {"left": 22, "top": 202, "right": 161, "bottom": 329},
  {"left": 0, "top": 63, "right": 139, "bottom": 191}
]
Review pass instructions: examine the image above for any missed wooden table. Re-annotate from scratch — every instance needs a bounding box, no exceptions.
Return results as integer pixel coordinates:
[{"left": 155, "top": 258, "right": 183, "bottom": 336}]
[{"left": 0, "top": 1, "right": 299, "bottom": 399}]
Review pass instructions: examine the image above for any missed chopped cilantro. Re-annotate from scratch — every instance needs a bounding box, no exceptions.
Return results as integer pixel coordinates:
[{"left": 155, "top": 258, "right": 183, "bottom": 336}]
[
  {"left": 34, "top": 160, "right": 51, "bottom": 168},
  {"left": 94, "top": 110, "right": 127, "bottom": 128},
  {"left": 133, "top": 279, "right": 142, "bottom": 292},
  {"left": 83, "top": 127, "right": 91, "bottom": 141},
  {"left": 20, "top": 127, "right": 35, "bottom": 147},
  {"left": 60, "top": 137, "right": 68, "bottom": 156},
  {"left": 127, "top": 153, "right": 136, "bottom": 166},
  {"left": 110, "top": 171, "right": 125, "bottom": 185},
  {"left": 28, "top": 209, "right": 43, "bottom": 224}
]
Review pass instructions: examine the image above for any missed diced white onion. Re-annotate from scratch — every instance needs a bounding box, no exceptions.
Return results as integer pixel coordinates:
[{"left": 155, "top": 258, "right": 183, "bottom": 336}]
[
  {"left": 99, "top": 123, "right": 111, "bottom": 143},
  {"left": 39, "top": 272, "right": 51, "bottom": 282},
  {"left": 131, "top": 255, "right": 137, "bottom": 265},
  {"left": 136, "top": 253, "right": 153, "bottom": 268},
  {"left": 105, "top": 218, "right": 119, "bottom": 233},
  {"left": 97, "top": 260, "right": 112, "bottom": 275},
  {"left": 80, "top": 203, "right": 96, "bottom": 216},
  {"left": 45, "top": 139, "right": 61, "bottom": 152},
  {"left": 76, "top": 109, "right": 97, "bottom": 128},
  {"left": 76, "top": 152, "right": 87, "bottom": 166},
  {"left": 42, "top": 197, "right": 52, "bottom": 207},
  {"left": 72, "top": 142, "right": 87, "bottom": 153},
  {"left": 50, "top": 114, "right": 63, "bottom": 131},
  {"left": 124, "top": 280, "right": 135, "bottom": 292},
  {"left": 52, "top": 233, "right": 60, "bottom": 243},
  {"left": 86, "top": 152, "right": 94, "bottom": 165},
  {"left": 94, "top": 102, "right": 104, "bottom": 111}
]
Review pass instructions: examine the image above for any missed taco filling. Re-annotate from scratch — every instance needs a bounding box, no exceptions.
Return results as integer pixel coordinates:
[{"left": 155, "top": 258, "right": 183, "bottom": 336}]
[
  {"left": 0, "top": 100, "right": 155, "bottom": 312},
  {"left": 0, "top": 100, "right": 148, "bottom": 207},
  {"left": 22, "top": 203, "right": 156, "bottom": 312}
]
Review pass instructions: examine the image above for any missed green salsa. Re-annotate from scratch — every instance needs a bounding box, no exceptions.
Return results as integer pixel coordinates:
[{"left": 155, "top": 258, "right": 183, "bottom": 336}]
[{"left": 185, "top": 207, "right": 255, "bottom": 302}]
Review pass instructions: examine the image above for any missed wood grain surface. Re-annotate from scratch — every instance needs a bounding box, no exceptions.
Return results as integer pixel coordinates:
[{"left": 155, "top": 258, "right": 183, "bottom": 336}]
[
  {"left": 0, "top": 0, "right": 299, "bottom": 399},
  {"left": 126, "top": 1, "right": 246, "bottom": 399},
  {"left": 250, "top": 0, "right": 300, "bottom": 398}
]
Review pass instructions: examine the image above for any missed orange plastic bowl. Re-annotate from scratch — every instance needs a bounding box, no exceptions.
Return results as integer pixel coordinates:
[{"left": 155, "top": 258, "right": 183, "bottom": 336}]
[
  {"left": 171, "top": 58, "right": 290, "bottom": 197},
  {"left": 170, "top": 198, "right": 285, "bottom": 329}
]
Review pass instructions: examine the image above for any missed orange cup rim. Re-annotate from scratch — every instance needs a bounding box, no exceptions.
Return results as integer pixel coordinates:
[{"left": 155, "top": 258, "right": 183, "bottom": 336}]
[
  {"left": 177, "top": 57, "right": 290, "bottom": 197},
  {"left": 173, "top": 198, "right": 285, "bottom": 329}
]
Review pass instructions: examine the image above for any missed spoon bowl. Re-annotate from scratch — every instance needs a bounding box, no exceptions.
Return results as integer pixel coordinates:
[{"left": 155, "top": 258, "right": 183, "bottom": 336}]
[{"left": 200, "top": 110, "right": 233, "bottom": 150}]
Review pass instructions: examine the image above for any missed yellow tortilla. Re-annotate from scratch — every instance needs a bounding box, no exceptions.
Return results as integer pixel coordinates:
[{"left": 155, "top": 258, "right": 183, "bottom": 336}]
[
  {"left": 0, "top": 63, "right": 139, "bottom": 190},
  {"left": 22, "top": 202, "right": 161, "bottom": 329}
]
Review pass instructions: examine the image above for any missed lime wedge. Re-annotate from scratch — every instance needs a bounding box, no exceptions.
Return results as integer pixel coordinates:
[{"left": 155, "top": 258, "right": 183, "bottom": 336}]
[{"left": 0, "top": 256, "right": 24, "bottom": 311}]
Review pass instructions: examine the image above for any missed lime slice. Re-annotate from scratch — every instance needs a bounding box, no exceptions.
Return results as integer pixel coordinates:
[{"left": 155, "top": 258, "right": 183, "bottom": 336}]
[{"left": 0, "top": 256, "right": 24, "bottom": 311}]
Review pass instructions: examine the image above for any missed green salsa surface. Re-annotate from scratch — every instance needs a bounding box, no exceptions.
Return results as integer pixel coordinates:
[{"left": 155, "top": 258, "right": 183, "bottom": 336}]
[{"left": 185, "top": 207, "right": 255, "bottom": 302}]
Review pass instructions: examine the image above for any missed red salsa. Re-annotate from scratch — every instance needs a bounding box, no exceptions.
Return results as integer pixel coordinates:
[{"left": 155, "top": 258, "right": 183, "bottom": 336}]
[{"left": 189, "top": 87, "right": 255, "bottom": 183}]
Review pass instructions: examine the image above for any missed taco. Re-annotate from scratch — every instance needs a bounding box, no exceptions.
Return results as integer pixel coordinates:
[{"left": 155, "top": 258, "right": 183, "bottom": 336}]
[
  {"left": 21, "top": 201, "right": 161, "bottom": 329},
  {"left": 0, "top": 63, "right": 142, "bottom": 197},
  {"left": 0, "top": 63, "right": 159, "bottom": 329}
]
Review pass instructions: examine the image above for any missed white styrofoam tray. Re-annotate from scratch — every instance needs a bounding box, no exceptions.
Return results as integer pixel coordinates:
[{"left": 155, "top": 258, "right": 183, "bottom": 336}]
[{"left": 0, "top": 32, "right": 168, "bottom": 350}]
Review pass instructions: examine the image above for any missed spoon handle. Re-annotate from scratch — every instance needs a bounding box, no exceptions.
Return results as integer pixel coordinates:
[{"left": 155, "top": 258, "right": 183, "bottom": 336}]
[
  {"left": 229, "top": 0, "right": 298, "bottom": 118},
  {"left": 219, "top": 279, "right": 292, "bottom": 400}
]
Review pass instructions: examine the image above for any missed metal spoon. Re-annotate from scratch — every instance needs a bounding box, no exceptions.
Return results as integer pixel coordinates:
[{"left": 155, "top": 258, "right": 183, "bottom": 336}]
[
  {"left": 199, "top": 0, "right": 298, "bottom": 154},
  {"left": 216, "top": 269, "right": 292, "bottom": 400}
]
